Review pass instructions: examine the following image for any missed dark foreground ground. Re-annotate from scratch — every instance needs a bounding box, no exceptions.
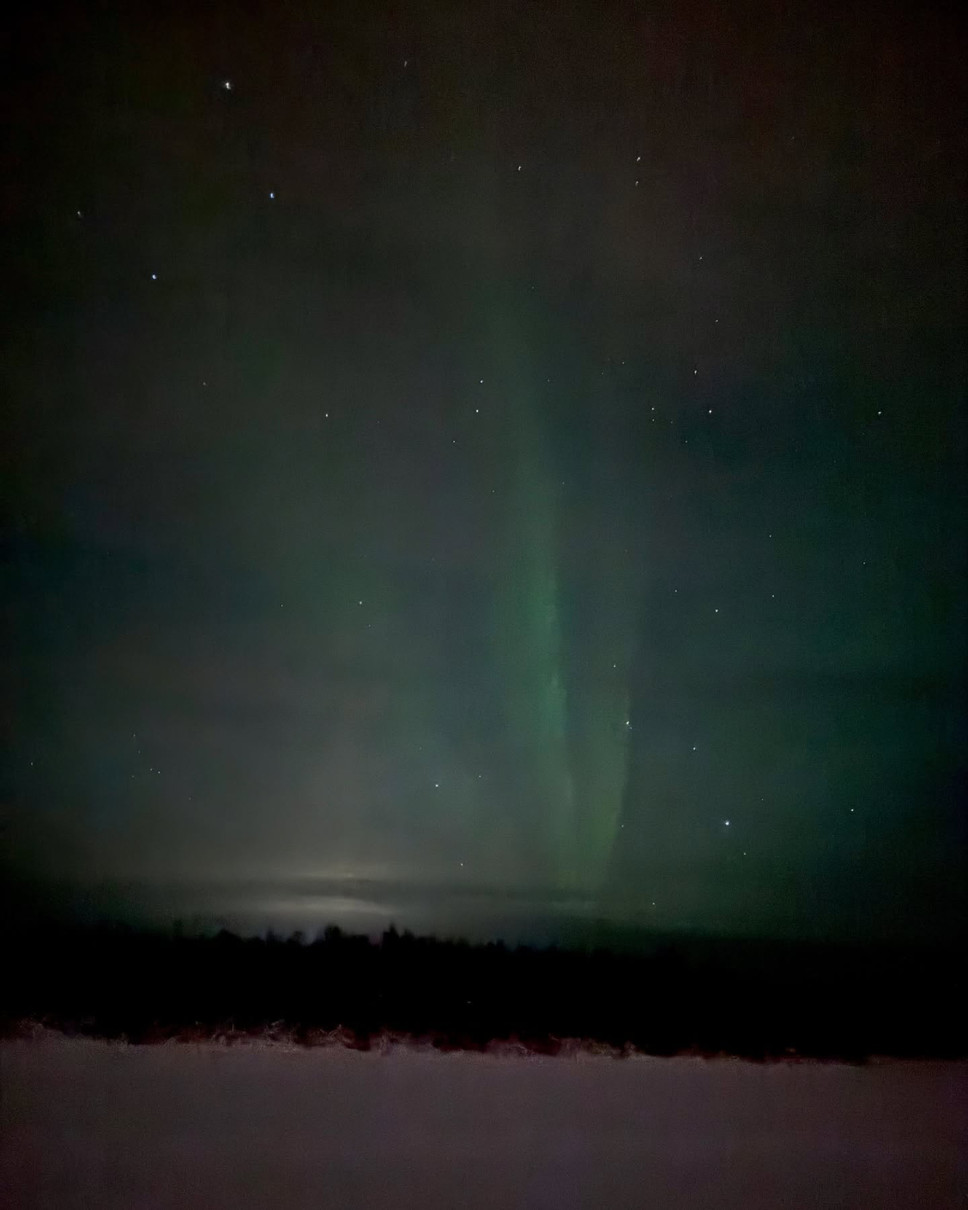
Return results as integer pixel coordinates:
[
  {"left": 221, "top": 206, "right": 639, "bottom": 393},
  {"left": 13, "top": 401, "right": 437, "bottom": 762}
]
[
  {"left": 2, "top": 1033, "right": 966, "bottom": 1210},
  {"left": 3, "top": 921, "right": 964, "bottom": 1060}
]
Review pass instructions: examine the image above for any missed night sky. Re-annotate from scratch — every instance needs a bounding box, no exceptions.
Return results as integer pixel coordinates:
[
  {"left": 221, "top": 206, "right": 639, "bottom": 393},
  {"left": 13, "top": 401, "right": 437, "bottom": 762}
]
[{"left": 4, "top": 0, "right": 966, "bottom": 946}]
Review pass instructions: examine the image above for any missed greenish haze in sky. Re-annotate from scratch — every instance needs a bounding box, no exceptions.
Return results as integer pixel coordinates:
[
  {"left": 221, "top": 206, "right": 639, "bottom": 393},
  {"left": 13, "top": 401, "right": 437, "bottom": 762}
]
[{"left": 3, "top": 0, "right": 965, "bottom": 949}]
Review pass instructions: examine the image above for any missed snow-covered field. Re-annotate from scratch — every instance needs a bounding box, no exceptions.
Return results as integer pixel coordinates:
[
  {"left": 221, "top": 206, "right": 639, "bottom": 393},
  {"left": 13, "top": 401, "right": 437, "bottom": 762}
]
[{"left": 2, "top": 1033, "right": 965, "bottom": 1209}]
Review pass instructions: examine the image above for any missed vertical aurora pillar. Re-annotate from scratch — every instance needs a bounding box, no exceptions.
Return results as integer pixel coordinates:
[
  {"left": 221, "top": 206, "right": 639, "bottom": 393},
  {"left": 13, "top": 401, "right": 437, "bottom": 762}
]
[
  {"left": 490, "top": 383, "right": 579, "bottom": 889},
  {"left": 482, "top": 285, "right": 640, "bottom": 896}
]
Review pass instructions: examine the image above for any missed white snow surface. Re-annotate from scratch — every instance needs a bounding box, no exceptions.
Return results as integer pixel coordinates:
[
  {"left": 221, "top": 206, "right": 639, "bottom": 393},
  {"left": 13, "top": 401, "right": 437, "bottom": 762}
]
[{"left": 1, "top": 1032, "right": 965, "bottom": 1208}]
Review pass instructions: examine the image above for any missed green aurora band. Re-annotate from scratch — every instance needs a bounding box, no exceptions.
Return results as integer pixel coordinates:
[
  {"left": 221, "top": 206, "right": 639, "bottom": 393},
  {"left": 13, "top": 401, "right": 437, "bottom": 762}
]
[{"left": 487, "top": 304, "right": 638, "bottom": 896}]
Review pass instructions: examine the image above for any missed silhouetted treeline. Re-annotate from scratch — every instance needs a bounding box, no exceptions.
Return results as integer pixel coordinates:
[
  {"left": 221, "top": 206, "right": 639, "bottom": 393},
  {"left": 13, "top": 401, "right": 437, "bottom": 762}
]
[{"left": 2, "top": 922, "right": 964, "bottom": 1060}]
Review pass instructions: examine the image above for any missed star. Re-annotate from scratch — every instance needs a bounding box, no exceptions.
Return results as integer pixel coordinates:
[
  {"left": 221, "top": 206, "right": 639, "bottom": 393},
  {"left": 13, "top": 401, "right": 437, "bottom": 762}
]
[
  {"left": 150, "top": 273, "right": 157, "bottom": 280},
  {"left": 269, "top": 191, "right": 275, "bottom": 199},
  {"left": 724, "top": 819, "right": 731, "bottom": 827},
  {"left": 222, "top": 79, "right": 232, "bottom": 91}
]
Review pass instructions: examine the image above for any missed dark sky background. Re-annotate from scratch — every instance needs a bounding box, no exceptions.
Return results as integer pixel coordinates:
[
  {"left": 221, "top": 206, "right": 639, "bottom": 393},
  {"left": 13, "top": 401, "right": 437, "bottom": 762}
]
[{"left": 3, "top": 0, "right": 966, "bottom": 946}]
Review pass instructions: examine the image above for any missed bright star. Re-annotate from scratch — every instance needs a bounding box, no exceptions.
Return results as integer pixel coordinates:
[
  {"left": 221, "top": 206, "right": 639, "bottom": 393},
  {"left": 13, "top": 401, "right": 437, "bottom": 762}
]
[{"left": 222, "top": 80, "right": 232, "bottom": 90}]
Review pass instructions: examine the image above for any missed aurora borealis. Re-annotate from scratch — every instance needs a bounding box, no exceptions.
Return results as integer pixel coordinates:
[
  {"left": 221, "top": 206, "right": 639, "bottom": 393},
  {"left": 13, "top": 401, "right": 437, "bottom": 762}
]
[
  {"left": 485, "top": 291, "right": 638, "bottom": 895},
  {"left": 3, "top": 0, "right": 966, "bottom": 947}
]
